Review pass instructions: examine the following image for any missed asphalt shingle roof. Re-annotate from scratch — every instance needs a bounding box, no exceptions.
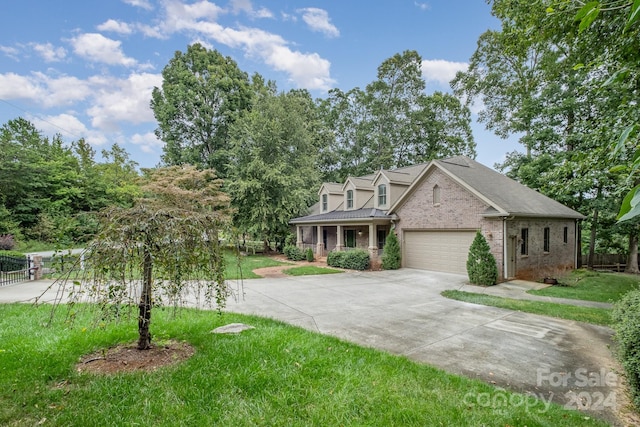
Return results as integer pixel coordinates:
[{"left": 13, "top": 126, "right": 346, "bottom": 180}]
[
  {"left": 435, "top": 156, "right": 584, "bottom": 219},
  {"left": 290, "top": 208, "right": 392, "bottom": 224}
]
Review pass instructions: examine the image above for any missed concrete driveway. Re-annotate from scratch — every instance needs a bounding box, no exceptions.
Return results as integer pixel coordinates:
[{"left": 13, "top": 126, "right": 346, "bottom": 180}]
[
  {"left": 224, "top": 269, "right": 622, "bottom": 425},
  {"left": 0, "top": 269, "right": 624, "bottom": 424}
]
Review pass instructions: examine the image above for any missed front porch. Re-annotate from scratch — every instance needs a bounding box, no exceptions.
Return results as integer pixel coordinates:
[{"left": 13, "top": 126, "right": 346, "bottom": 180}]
[{"left": 294, "top": 222, "right": 390, "bottom": 259}]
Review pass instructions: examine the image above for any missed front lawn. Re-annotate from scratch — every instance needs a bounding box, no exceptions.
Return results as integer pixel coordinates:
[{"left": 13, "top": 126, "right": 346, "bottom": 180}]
[
  {"left": 528, "top": 269, "right": 640, "bottom": 303},
  {"left": 283, "top": 266, "right": 343, "bottom": 276},
  {"left": 0, "top": 303, "right": 608, "bottom": 426},
  {"left": 441, "top": 290, "right": 612, "bottom": 326},
  {"left": 223, "top": 251, "right": 290, "bottom": 279},
  {"left": 45, "top": 251, "right": 289, "bottom": 281}
]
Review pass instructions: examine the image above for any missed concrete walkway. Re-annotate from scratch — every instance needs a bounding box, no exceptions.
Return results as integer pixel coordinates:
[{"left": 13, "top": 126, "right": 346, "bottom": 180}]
[
  {"left": 0, "top": 270, "right": 628, "bottom": 426},
  {"left": 460, "top": 279, "right": 615, "bottom": 309}
]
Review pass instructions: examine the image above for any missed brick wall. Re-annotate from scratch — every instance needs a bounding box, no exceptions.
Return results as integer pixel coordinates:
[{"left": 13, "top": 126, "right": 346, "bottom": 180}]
[{"left": 506, "top": 218, "right": 577, "bottom": 280}]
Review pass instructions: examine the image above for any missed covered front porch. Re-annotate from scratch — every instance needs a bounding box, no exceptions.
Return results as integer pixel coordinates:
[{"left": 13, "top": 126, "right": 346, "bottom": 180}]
[{"left": 295, "top": 223, "right": 391, "bottom": 258}]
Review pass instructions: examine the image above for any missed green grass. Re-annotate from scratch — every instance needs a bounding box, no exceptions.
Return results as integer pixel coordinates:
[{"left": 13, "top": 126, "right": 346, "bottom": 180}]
[
  {"left": 441, "top": 290, "right": 612, "bottom": 326},
  {"left": 223, "top": 251, "right": 290, "bottom": 279},
  {"left": 528, "top": 269, "right": 640, "bottom": 303},
  {"left": 283, "top": 266, "right": 343, "bottom": 276},
  {"left": 46, "top": 251, "right": 289, "bottom": 281},
  {"left": 0, "top": 303, "right": 608, "bottom": 427}
]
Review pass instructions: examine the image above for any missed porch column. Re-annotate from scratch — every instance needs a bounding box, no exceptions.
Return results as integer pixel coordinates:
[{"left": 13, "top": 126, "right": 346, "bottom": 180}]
[
  {"left": 368, "top": 223, "right": 377, "bottom": 258},
  {"left": 296, "top": 225, "right": 302, "bottom": 249},
  {"left": 336, "top": 225, "right": 343, "bottom": 251},
  {"left": 316, "top": 225, "right": 324, "bottom": 256}
]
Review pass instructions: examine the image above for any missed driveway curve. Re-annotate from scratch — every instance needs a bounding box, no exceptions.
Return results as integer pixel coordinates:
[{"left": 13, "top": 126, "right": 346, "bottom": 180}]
[{"left": 224, "top": 268, "right": 625, "bottom": 426}]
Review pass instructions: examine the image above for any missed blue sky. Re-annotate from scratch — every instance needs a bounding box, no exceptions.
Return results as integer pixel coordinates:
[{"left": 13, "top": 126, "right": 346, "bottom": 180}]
[{"left": 0, "top": 0, "right": 521, "bottom": 169}]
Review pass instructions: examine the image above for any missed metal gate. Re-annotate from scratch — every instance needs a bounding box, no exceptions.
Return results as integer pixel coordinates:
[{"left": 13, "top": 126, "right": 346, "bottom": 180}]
[{"left": 0, "top": 254, "right": 29, "bottom": 286}]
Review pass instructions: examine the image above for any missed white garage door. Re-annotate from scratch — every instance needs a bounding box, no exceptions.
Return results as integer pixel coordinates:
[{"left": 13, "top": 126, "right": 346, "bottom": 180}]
[{"left": 403, "top": 230, "right": 476, "bottom": 274}]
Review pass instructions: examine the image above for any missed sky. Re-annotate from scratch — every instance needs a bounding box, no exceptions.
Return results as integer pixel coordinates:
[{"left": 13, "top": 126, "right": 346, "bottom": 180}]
[{"left": 0, "top": 0, "right": 522, "bottom": 170}]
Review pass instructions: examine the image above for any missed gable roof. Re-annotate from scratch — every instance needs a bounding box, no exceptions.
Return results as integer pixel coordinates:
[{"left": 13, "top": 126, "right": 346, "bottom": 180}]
[
  {"left": 318, "top": 182, "right": 343, "bottom": 195},
  {"left": 390, "top": 156, "right": 585, "bottom": 219},
  {"left": 372, "top": 164, "right": 427, "bottom": 186},
  {"left": 343, "top": 176, "right": 375, "bottom": 191}
]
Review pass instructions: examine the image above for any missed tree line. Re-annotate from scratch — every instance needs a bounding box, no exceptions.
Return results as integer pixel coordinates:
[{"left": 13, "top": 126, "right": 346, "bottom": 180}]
[
  {"left": 0, "top": 48, "right": 475, "bottom": 250},
  {"left": 452, "top": 0, "right": 640, "bottom": 271}
]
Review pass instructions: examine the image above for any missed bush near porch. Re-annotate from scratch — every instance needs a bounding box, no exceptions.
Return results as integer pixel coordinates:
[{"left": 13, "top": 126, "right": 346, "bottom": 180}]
[{"left": 327, "top": 250, "right": 370, "bottom": 270}]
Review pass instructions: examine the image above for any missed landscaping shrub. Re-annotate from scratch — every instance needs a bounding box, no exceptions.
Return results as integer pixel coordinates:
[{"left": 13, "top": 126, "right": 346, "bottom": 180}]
[
  {"left": 327, "top": 250, "right": 346, "bottom": 267},
  {"left": 0, "top": 234, "right": 16, "bottom": 251},
  {"left": 283, "top": 245, "right": 305, "bottom": 261},
  {"left": 328, "top": 249, "right": 369, "bottom": 270},
  {"left": 306, "top": 248, "right": 314, "bottom": 262},
  {"left": 612, "top": 289, "right": 640, "bottom": 408},
  {"left": 381, "top": 231, "right": 401, "bottom": 270},
  {"left": 466, "top": 230, "right": 498, "bottom": 286}
]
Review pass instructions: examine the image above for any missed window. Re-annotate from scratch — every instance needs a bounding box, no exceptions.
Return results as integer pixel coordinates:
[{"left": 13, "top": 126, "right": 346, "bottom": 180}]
[
  {"left": 520, "top": 228, "right": 529, "bottom": 255},
  {"left": 433, "top": 185, "right": 440, "bottom": 205},
  {"left": 346, "top": 190, "right": 353, "bottom": 209},
  {"left": 378, "top": 184, "right": 387, "bottom": 206},
  {"left": 563, "top": 226, "right": 568, "bottom": 244},
  {"left": 544, "top": 227, "right": 550, "bottom": 252},
  {"left": 322, "top": 194, "right": 328, "bottom": 212}
]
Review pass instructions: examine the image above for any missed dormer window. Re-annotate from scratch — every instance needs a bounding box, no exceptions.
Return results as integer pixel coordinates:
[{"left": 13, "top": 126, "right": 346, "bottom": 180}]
[
  {"left": 322, "top": 194, "right": 328, "bottom": 212},
  {"left": 433, "top": 185, "right": 440, "bottom": 205},
  {"left": 346, "top": 190, "right": 354, "bottom": 209},
  {"left": 378, "top": 184, "right": 387, "bottom": 206}
]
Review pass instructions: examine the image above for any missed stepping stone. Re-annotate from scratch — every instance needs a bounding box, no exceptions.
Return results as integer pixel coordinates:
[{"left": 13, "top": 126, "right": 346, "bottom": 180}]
[{"left": 211, "top": 323, "right": 255, "bottom": 334}]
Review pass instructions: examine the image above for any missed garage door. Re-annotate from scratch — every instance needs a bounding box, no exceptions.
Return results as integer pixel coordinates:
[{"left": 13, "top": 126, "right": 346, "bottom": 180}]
[{"left": 403, "top": 230, "right": 476, "bottom": 274}]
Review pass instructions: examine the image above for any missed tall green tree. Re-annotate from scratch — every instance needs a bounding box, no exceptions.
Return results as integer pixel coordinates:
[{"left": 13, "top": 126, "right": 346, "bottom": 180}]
[
  {"left": 318, "top": 51, "right": 475, "bottom": 181},
  {"left": 151, "top": 44, "right": 253, "bottom": 177},
  {"left": 227, "top": 89, "right": 321, "bottom": 249}
]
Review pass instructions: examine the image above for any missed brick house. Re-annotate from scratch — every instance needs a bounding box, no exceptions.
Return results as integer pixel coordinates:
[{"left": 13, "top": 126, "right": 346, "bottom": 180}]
[{"left": 290, "top": 156, "right": 585, "bottom": 281}]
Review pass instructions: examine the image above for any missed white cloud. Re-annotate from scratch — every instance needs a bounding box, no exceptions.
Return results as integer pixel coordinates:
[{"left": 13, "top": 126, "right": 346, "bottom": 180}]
[
  {"left": 149, "top": 1, "right": 334, "bottom": 90},
  {"left": 97, "top": 19, "right": 134, "bottom": 35},
  {"left": 162, "top": 0, "right": 224, "bottom": 33},
  {"left": 86, "top": 72, "right": 162, "bottom": 131},
  {"left": 30, "top": 42, "right": 67, "bottom": 62},
  {"left": 70, "top": 33, "right": 137, "bottom": 67},
  {"left": 31, "top": 113, "right": 109, "bottom": 146},
  {"left": 0, "top": 72, "right": 91, "bottom": 107},
  {"left": 421, "top": 59, "right": 468, "bottom": 86},
  {"left": 297, "top": 8, "right": 339, "bottom": 38},
  {"left": 414, "top": 2, "right": 431, "bottom": 11},
  {"left": 131, "top": 131, "right": 163, "bottom": 154},
  {"left": 123, "top": 0, "right": 153, "bottom": 10},
  {"left": 229, "top": 0, "right": 272, "bottom": 18},
  {"left": 0, "top": 45, "right": 20, "bottom": 60}
]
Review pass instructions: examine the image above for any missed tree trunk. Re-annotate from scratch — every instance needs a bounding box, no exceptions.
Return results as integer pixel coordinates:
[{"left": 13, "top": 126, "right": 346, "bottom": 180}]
[
  {"left": 138, "top": 246, "right": 153, "bottom": 350},
  {"left": 587, "top": 207, "right": 598, "bottom": 269},
  {"left": 626, "top": 228, "right": 640, "bottom": 274}
]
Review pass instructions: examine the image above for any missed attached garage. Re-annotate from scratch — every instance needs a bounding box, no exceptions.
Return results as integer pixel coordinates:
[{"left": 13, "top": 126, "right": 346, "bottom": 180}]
[{"left": 403, "top": 230, "right": 477, "bottom": 274}]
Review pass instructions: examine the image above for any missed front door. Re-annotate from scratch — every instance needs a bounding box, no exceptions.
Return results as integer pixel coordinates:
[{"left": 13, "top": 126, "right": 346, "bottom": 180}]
[
  {"left": 345, "top": 230, "right": 356, "bottom": 248},
  {"left": 377, "top": 228, "right": 387, "bottom": 249}
]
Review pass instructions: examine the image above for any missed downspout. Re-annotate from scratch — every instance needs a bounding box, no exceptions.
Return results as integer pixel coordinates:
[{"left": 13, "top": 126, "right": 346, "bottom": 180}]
[
  {"left": 575, "top": 219, "right": 580, "bottom": 269},
  {"left": 503, "top": 217, "right": 508, "bottom": 279}
]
